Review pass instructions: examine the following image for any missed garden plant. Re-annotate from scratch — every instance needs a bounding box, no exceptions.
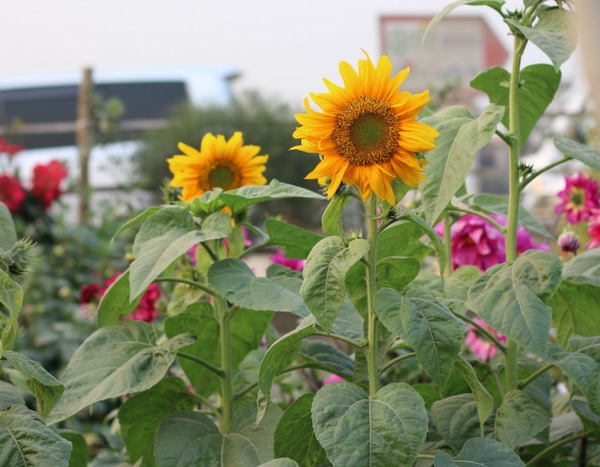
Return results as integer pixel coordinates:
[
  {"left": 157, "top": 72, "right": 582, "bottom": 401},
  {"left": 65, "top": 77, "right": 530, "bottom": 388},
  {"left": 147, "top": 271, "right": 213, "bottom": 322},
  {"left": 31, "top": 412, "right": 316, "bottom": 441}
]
[{"left": 2, "top": 0, "right": 600, "bottom": 466}]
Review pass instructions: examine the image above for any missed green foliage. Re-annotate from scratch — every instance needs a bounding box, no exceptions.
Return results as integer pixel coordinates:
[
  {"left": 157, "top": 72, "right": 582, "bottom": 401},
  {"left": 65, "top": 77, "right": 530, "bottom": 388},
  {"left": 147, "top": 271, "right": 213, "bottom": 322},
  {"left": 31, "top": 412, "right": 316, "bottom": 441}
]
[
  {"left": 554, "top": 136, "right": 600, "bottom": 172},
  {"left": 434, "top": 437, "right": 525, "bottom": 466},
  {"left": 0, "top": 201, "right": 17, "bottom": 251}
]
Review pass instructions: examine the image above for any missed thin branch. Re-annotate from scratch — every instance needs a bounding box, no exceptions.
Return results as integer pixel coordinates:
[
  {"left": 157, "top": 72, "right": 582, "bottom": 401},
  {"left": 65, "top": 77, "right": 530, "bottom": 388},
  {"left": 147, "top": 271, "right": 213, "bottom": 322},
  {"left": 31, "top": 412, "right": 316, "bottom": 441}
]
[
  {"left": 453, "top": 312, "right": 508, "bottom": 354},
  {"left": 188, "top": 392, "right": 222, "bottom": 424},
  {"left": 237, "top": 241, "right": 269, "bottom": 260},
  {"left": 314, "top": 331, "right": 367, "bottom": 354},
  {"left": 200, "top": 241, "right": 219, "bottom": 262},
  {"left": 495, "top": 129, "right": 512, "bottom": 145},
  {"left": 517, "top": 363, "right": 554, "bottom": 389},
  {"left": 519, "top": 155, "right": 572, "bottom": 190},
  {"left": 417, "top": 454, "right": 435, "bottom": 460},
  {"left": 379, "top": 352, "right": 416, "bottom": 374},
  {"left": 446, "top": 206, "right": 506, "bottom": 233},
  {"left": 178, "top": 352, "right": 225, "bottom": 377},
  {"left": 525, "top": 431, "right": 598, "bottom": 467},
  {"left": 154, "top": 277, "right": 217, "bottom": 297},
  {"left": 233, "top": 381, "right": 258, "bottom": 401}
]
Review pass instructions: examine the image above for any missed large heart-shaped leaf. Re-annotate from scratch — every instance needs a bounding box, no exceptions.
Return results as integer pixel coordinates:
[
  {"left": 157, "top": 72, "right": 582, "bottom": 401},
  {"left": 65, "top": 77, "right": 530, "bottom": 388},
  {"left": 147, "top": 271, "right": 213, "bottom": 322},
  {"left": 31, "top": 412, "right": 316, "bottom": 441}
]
[
  {"left": 563, "top": 248, "right": 600, "bottom": 280},
  {"left": 47, "top": 321, "right": 195, "bottom": 424},
  {"left": 312, "top": 382, "right": 427, "bottom": 467},
  {"left": 434, "top": 437, "right": 525, "bottom": 467},
  {"left": 263, "top": 219, "right": 323, "bottom": 259},
  {"left": 230, "top": 404, "right": 283, "bottom": 464},
  {"left": 375, "top": 287, "right": 465, "bottom": 391},
  {"left": 321, "top": 192, "right": 352, "bottom": 238},
  {"left": 466, "top": 250, "right": 562, "bottom": 359},
  {"left": 298, "top": 340, "right": 354, "bottom": 378},
  {"left": 97, "top": 270, "right": 143, "bottom": 328},
  {"left": 376, "top": 256, "right": 421, "bottom": 292}
]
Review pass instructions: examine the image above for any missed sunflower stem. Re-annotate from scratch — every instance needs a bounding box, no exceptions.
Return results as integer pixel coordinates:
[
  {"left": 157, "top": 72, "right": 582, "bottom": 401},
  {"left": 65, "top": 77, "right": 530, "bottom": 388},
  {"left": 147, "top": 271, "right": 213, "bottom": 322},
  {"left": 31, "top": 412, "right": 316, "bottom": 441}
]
[
  {"left": 505, "top": 33, "right": 526, "bottom": 393},
  {"left": 216, "top": 294, "right": 233, "bottom": 434},
  {"left": 366, "top": 194, "right": 380, "bottom": 397},
  {"left": 443, "top": 212, "right": 452, "bottom": 278}
]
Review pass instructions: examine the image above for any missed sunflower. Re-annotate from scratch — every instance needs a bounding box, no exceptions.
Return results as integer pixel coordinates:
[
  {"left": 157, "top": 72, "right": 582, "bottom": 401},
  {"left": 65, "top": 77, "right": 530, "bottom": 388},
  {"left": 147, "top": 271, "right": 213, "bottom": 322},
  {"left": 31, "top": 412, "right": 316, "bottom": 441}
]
[
  {"left": 168, "top": 132, "right": 268, "bottom": 202},
  {"left": 292, "top": 53, "right": 438, "bottom": 205}
]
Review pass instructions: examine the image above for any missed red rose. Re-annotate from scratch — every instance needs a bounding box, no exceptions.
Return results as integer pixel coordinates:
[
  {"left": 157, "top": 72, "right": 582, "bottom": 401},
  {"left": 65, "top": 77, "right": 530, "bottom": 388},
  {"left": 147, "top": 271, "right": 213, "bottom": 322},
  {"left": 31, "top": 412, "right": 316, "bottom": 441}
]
[
  {"left": 0, "top": 174, "right": 26, "bottom": 213},
  {"left": 31, "top": 160, "right": 68, "bottom": 210}
]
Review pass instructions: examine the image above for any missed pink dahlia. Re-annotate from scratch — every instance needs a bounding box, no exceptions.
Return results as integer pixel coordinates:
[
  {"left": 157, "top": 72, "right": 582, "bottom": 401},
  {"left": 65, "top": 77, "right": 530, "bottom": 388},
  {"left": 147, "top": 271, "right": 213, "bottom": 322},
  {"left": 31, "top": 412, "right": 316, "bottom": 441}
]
[
  {"left": 586, "top": 209, "right": 600, "bottom": 249},
  {"left": 436, "top": 214, "right": 549, "bottom": 272},
  {"left": 270, "top": 248, "right": 305, "bottom": 271},
  {"left": 555, "top": 173, "right": 600, "bottom": 225},
  {"left": 464, "top": 317, "right": 506, "bottom": 361}
]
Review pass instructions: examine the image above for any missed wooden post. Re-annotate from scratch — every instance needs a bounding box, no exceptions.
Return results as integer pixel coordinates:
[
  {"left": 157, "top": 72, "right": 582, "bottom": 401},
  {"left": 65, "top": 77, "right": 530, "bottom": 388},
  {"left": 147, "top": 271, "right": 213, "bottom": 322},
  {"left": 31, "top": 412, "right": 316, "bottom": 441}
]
[
  {"left": 76, "top": 68, "right": 93, "bottom": 225},
  {"left": 576, "top": 0, "right": 600, "bottom": 129}
]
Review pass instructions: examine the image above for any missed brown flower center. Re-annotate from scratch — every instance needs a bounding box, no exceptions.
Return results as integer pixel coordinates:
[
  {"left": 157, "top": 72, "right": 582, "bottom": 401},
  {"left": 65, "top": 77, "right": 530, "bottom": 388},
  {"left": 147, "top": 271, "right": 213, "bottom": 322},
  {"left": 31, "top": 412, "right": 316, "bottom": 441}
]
[
  {"left": 204, "top": 161, "right": 242, "bottom": 191},
  {"left": 332, "top": 96, "right": 400, "bottom": 166}
]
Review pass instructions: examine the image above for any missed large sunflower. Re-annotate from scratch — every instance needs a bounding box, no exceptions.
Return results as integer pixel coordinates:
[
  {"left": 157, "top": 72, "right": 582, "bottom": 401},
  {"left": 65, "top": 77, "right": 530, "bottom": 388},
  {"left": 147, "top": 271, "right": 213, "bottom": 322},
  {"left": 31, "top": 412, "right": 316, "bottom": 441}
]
[
  {"left": 168, "top": 132, "right": 268, "bottom": 202},
  {"left": 292, "top": 53, "right": 438, "bottom": 205}
]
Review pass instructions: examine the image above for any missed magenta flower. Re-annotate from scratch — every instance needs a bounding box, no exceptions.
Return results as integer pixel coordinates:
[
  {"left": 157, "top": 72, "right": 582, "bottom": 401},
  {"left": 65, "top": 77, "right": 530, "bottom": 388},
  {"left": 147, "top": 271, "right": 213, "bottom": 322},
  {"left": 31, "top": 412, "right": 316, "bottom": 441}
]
[
  {"left": 436, "top": 214, "right": 549, "bottom": 272},
  {"left": 464, "top": 317, "right": 506, "bottom": 361},
  {"left": 555, "top": 173, "right": 600, "bottom": 225},
  {"left": 323, "top": 374, "right": 344, "bottom": 385},
  {"left": 586, "top": 209, "right": 600, "bottom": 249},
  {"left": 270, "top": 248, "right": 305, "bottom": 271}
]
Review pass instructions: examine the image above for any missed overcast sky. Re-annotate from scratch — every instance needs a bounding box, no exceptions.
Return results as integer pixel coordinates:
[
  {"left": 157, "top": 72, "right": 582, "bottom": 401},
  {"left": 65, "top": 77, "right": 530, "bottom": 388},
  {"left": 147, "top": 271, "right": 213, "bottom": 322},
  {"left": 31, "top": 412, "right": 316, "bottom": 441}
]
[{"left": 2, "top": 0, "right": 580, "bottom": 107}]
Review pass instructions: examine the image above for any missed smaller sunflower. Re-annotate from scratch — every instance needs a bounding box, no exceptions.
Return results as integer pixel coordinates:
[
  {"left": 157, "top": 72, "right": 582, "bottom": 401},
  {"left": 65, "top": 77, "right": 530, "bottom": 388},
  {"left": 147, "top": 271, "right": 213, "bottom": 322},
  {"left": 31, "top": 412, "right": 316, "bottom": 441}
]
[
  {"left": 292, "top": 52, "right": 438, "bottom": 205},
  {"left": 168, "top": 132, "right": 268, "bottom": 202}
]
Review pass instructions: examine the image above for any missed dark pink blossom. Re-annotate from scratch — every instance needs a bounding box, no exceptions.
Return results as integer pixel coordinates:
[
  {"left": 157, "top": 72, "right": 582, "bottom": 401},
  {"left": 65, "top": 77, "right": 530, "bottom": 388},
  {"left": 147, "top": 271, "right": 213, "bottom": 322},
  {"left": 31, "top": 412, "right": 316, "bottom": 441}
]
[
  {"left": 0, "top": 138, "right": 24, "bottom": 157},
  {"left": 270, "top": 248, "right": 305, "bottom": 271},
  {"left": 557, "top": 229, "right": 580, "bottom": 255},
  {"left": 586, "top": 209, "right": 600, "bottom": 249},
  {"left": 464, "top": 317, "right": 506, "bottom": 361},
  {"left": 323, "top": 374, "right": 344, "bottom": 385},
  {"left": 0, "top": 174, "right": 26, "bottom": 213},
  {"left": 555, "top": 173, "right": 600, "bottom": 225}
]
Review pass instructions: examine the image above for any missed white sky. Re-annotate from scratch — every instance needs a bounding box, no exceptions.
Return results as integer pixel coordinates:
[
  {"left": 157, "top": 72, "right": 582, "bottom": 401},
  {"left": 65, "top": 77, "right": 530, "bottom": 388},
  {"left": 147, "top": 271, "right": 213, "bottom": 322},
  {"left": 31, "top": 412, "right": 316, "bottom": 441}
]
[{"left": 1, "top": 0, "right": 580, "bottom": 108}]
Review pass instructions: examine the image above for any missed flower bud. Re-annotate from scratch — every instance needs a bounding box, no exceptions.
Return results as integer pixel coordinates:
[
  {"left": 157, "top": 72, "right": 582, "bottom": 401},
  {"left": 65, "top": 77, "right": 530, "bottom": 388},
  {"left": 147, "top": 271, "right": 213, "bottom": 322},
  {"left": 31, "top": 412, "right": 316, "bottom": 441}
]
[{"left": 557, "top": 229, "right": 580, "bottom": 255}]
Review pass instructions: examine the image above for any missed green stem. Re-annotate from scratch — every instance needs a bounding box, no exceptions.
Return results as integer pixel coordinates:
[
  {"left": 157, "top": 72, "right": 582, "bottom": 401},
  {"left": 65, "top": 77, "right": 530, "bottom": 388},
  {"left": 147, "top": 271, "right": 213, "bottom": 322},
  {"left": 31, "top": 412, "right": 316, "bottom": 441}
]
[
  {"left": 525, "top": 431, "right": 597, "bottom": 467},
  {"left": 517, "top": 363, "right": 554, "bottom": 389},
  {"left": 233, "top": 380, "right": 258, "bottom": 401},
  {"left": 153, "top": 277, "right": 217, "bottom": 297},
  {"left": 217, "top": 295, "right": 233, "bottom": 434},
  {"left": 505, "top": 34, "right": 526, "bottom": 393},
  {"left": 314, "top": 331, "right": 367, "bottom": 354},
  {"left": 366, "top": 194, "right": 380, "bottom": 396},
  {"left": 200, "top": 241, "right": 219, "bottom": 262},
  {"left": 495, "top": 129, "right": 512, "bottom": 145},
  {"left": 177, "top": 352, "right": 225, "bottom": 377},
  {"left": 452, "top": 312, "right": 508, "bottom": 354},
  {"left": 379, "top": 352, "right": 416, "bottom": 375},
  {"left": 519, "top": 156, "right": 572, "bottom": 191},
  {"left": 237, "top": 241, "right": 267, "bottom": 260},
  {"left": 417, "top": 454, "right": 435, "bottom": 460},
  {"left": 446, "top": 206, "right": 506, "bottom": 233},
  {"left": 444, "top": 212, "right": 452, "bottom": 278}
]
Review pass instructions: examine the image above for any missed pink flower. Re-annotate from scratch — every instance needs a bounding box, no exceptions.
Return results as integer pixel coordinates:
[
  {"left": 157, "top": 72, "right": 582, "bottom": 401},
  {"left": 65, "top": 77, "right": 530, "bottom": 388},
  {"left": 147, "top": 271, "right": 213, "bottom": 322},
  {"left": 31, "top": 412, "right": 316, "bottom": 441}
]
[
  {"left": 31, "top": 160, "right": 68, "bottom": 210},
  {"left": 270, "top": 248, "right": 305, "bottom": 271},
  {"left": 436, "top": 214, "right": 549, "bottom": 272},
  {"left": 0, "top": 138, "right": 24, "bottom": 157},
  {"left": 555, "top": 173, "right": 600, "bottom": 225},
  {"left": 586, "top": 209, "right": 600, "bottom": 249},
  {"left": 0, "top": 174, "right": 26, "bottom": 213},
  {"left": 557, "top": 229, "right": 580, "bottom": 255},
  {"left": 323, "top": 374, "right": 344, "bottom": 385},
  {"left": 464, "top": 317, "right": 506, "bottom": 361}
]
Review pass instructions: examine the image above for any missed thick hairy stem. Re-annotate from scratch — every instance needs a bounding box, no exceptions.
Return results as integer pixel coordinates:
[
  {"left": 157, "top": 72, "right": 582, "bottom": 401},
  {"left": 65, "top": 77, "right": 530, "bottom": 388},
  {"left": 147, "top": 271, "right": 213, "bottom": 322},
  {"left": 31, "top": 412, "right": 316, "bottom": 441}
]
[
  {"left": 444, "top": 212, "right": 452, "bottom": 278},
  {"left": 366, "top": 195, "right": 380, "bottom": 396},
  {"left": 216, "top": 296, "right": 233, "bottom": 433}
]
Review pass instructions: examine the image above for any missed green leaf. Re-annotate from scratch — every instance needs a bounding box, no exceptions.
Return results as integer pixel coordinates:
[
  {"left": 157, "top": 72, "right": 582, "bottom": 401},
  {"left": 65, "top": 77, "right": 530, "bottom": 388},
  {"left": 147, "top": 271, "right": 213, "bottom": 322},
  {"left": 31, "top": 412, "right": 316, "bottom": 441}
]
[
  {"left": 230, "top": 404, "right": 283, "bottom": 464},
  {"left": 0, "top": 268, "right": 23, "bottom": 317},
  {"left": 264, "top": 219, "right": 323, "bottom": 260},
  {"left": 563, "top": 248, "right": 600, "bottom": 279},
  {"left": 208, "top": 259, "right": 310, "bottom": 316},
  {"left": 434, "top": 437, "right": 525, "bottom": 467},
  {"left": 3, "top": 350, "right": 64, "bottom": 419},
  {"left": 221, "top": 179, "right": 325, "bottom": 214},
  {"left": 377, "top": 220, "right": 433, "bottom": 261},
  {"left": 130, "top": 208, "right": 227, "bottom": 300},
  {"left": 0, "top": 201, "right": 17, "bottom": 251},
  {"left": 0, "top": 380, "right": 25, "bottom": 409},
  {"left": 258, "top": 317, "right": 318, "bottom": 407},
  {"left": 321, "top": 192, "right": 352, "bottom": 238},
  {"left": 549, "top": 276, "right": 600, "bottom": 349},
  {"left": 111, "top": 206, "right": 162, "bottom": 243},
  {"left": 422, "top": 0, "right": 505, "bottom": 44},
  {"left": 258, "top": 460, "right": 300, "bottom": 467},
  {"left": 312, "top": 382, "right": 427, "bottom": 467},
  {"left": 59, "top": 431, "right": 89, "bottom": 467},
  {"left": 0, "top": 405, "right": 72, "bottom": 467},
  {"left": 119, "top": 377, "right": 196, "bottom": 467},
  {"left": 300, "top": 237, "right": 369, "bottom": 333},
  {"left": 570, "top": 335, "right": 600, "bottom": 361},
  {"left": 420, "top": 104, "right": 505, "bottom": 225},
  {"left": 376, "top": 256, "right": 420, "bottom": 292},
  {"left": 471, "top": 65, "right": 561, "bottom": 148},
  {"left": 431, "top": 394, "right": 494, "bottom": 452},
  {"left": 506, "top": 9, "right": 578, "bottom": 70},
  {"left": 399, "top": 207, "right": 448, "bottom": 273},
  {"left": 554, "top": 137, "right": 600, "bottom": 172},
  {"left": 454, "top": 356, "right": 496, "bottom": 433},
  {"left": 469, "top": 193, "right": 551, "bottom": 237},
  {"left": 466, "top": 250, "right": 562, "bottom": 359},
  {"left": 274, "top": 394, "right": 328, "bottom": 467},
  {"left": 572, "top": 398, "right": 600, "bottom": 432},
  {"left": 202, "top": 211, "right": 233, "bottom": 237},
  {"left": 47, "top": 321, "right": 196, "bottom": 424},
  {"left": 154, "top": 411, "right": 259, "bottom": 467},
  {"left": 299, "top": 340, "right": 354, "bottom": 378},
  {"left": 493, "top": 389, "right": 551, "bottom": 449},
  {"left": 344, "top": 262, "right": 368, "bottom": 319},
  {"left": 375, "top": 287, "right": 465, "bottom": 391},
  {"left": 97, "top": 270, "right": 142, "bottom": 328}
]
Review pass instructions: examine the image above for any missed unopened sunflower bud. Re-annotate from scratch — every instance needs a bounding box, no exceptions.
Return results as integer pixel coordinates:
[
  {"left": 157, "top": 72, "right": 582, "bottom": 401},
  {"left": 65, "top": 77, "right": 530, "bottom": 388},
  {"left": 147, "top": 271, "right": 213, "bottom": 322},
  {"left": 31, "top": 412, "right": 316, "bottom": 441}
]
[
  {"left": 558, "top": 229, "right": 580, "bottom": 255},
  {"left": 1, "top": 238, "right": 35, "bottom": 279}
]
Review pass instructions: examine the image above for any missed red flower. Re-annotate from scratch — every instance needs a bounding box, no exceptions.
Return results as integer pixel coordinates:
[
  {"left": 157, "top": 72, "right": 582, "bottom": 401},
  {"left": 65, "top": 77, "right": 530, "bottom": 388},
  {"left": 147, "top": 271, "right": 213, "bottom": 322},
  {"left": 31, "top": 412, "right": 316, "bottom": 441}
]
[
  {"left": 0, "top": 138, "right": 24, "bottom": 157},
  {"left": 79, "top": 283, "right": 100, "bottom": 304},
  {"left": 31, "top": 160, "right": 68, "bottom": 210},
  {"left": 0, "top": 174, "right": 26, "bottom": 213}
]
